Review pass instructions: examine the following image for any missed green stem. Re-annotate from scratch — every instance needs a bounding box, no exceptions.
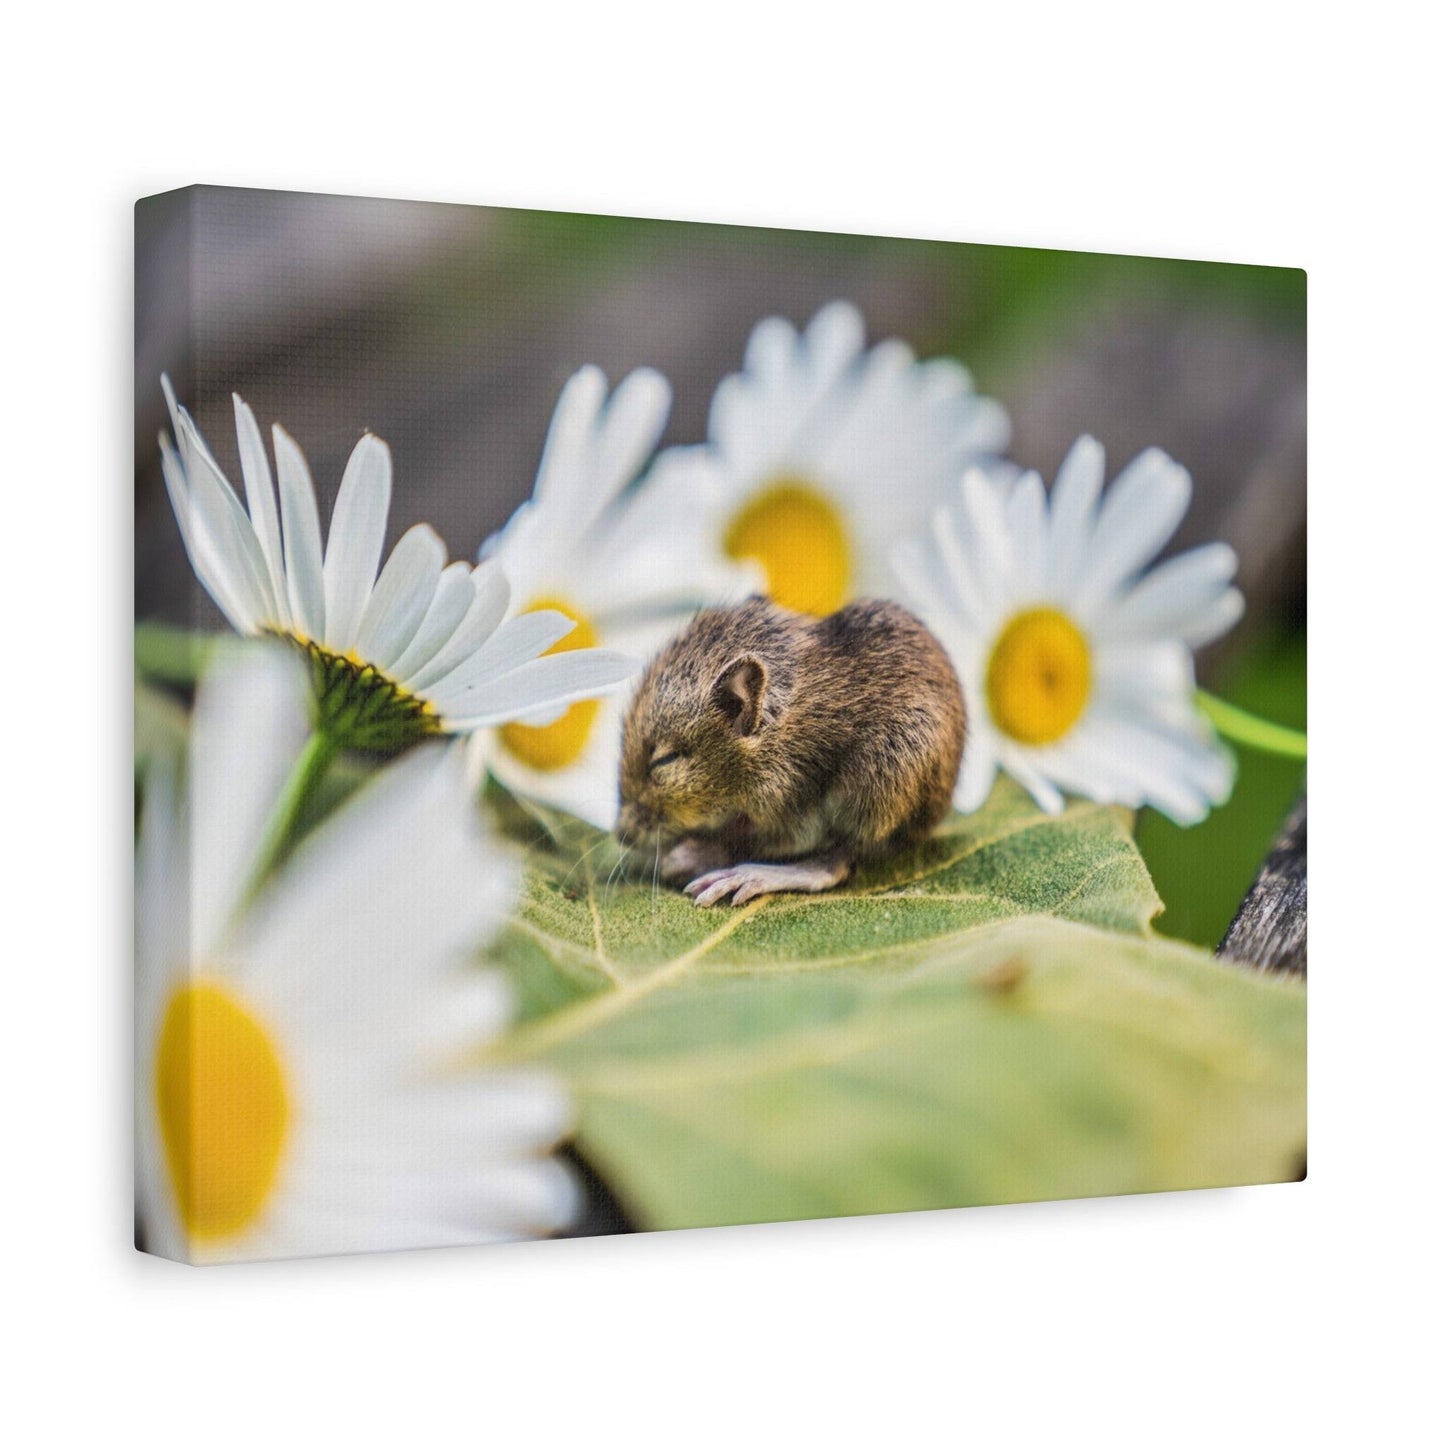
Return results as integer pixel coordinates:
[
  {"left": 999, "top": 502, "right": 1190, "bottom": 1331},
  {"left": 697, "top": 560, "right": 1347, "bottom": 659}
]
[
  {"left": 1197, "top": 690, "right": 1307, "bottom": 760},
  {"left": 245, "top": 728, "right": 342, "bottom": 899}
]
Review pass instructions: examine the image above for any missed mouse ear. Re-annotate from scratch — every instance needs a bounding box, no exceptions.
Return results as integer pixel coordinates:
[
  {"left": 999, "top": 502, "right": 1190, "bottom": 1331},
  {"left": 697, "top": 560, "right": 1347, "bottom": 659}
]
[{"left": 712, "top": 655, "right": 767, "bottom": 737}]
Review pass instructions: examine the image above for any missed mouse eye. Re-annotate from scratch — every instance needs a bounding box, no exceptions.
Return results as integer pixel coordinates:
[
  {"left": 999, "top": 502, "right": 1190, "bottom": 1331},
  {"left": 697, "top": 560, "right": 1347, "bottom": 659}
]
[{"left": 649, "top": 748, "right": 684, "bottom": 773}]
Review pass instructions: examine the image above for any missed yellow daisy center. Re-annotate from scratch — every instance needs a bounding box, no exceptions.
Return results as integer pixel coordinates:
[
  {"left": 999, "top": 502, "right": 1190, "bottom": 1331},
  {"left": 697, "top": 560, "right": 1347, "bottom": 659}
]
[
  {"left": 501, "top": 597, "right": 600, "bottom": 771},
  {"left": 154, "top": 982, "right": 290, "bottom": 1242},
  {"left": 724, "top": 479, "right": 852, "bottom": 616},
  {"left": 985, "top": 607, "right": 1093, "bottom": 746}
]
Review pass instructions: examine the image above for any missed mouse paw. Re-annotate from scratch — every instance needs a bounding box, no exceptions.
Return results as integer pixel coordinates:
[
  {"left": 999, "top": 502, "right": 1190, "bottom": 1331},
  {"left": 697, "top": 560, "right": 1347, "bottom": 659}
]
[
  {"left": 662, "top": 837, "right": 732, "bottom": 885},
  {"left": 684, "top": 854, "right": 851, "bottom": 907}
]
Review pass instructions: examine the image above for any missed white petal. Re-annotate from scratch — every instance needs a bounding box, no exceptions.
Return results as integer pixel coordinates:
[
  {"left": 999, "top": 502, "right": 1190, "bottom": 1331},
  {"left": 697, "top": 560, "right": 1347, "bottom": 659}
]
[
  {"left": 743, "top": 314, "right": 803, "bottom": 384},
  {"left": 273, "top": 424, "right": 327, "bottom": 641},
  {"left": 405, "top": 563, "right": 514, "bottom": 694},
  {"left": 592, "top": 449, "right": 757, "bottom": 614},
  {"left": 172, "top": 406, "right": 277, "bottom": 630},
  {"left": 1030, "top": 722, "right": 1146, "bottom": 810},
  {"left": 954, "top": 725, "right": 1000, "bottom": 812},
  {"left": 1072, "top": 447, "right": 1192, "bottom": 611},
  {"left": 1102, "top": 541, "right": 1242, "bottom": 644},
  {"left": 241, "top": 744, "right": 515, "bottom": 1011},
  {"left": 1094, "top": 639, "right": 1199, "bottom": 718},
  {"left": 996, "top": 744, "right": 1066, "bottom": 814},
  {"left": 189, "top": 646, "right": 312, "bottom": 956},
  {"left": 352, "top": 524, "right": 446, "bottom": 670},
  {"left": 927, "top": 499, "right": 995, "bottom": 633},
  {"left": 1006, "top": 469, "right": 1048, "bottom": 598},
  {"left": 413, "top": 974, "right": 516, "bottom": 1056},
  {"left": 532, "top": 365, "right": 609, "bottom": 510},
  {"left": 1071, "top": 714, "right": 1235, "bottom": 824},
  {"left": 232, "top": 394, "right": 290, "bottom": 628},
  {"left": 508, "top": 367, "right": 672, "bottom": 591},
  {"left": 1045, "top": 435, "right": 1106, "bottom": 594},
  {"left": 487, "top": 691, "right": 629, "bottom": 829},
  {"left": 423, "top": 609, "right": 578, "bottom": 706},
  {"left": 445, "top": 649, "right": 639, "bottom": 727},
  {"left": 454, "top": 1157, "right": 581, "bottom": 1236},
  {"left": 960, "top": 468, "right": 1018, "bottom": 611},
  {"left": 592, "top": 367, "right": 671, "bottom": 503},
  {"left": 1178, "top": 587, "right": 1245, "bottom": 647},
  {"left": 269, "top": 819, "right": 511, "bottom": 1064},
  {"left": 160, "top": 432, "right": 253, "bottom": 633},
  {"left": 322, "top": 434, "right": 393, "bottom": 653},
  {"left": 804, "top": 300, "right": 867, "bottom": 380},
  {"left": 389, "top": 562, "right": 482, "bottom": 685},
  {"left": 892, "top": 534, "right": 958, "bottom": 631}
]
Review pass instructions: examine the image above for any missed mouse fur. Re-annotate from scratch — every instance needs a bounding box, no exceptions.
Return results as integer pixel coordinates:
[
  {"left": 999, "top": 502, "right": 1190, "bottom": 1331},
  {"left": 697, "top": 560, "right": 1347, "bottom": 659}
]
[{"left": 615, "top": 595, "right": 965, "bottom": 905}]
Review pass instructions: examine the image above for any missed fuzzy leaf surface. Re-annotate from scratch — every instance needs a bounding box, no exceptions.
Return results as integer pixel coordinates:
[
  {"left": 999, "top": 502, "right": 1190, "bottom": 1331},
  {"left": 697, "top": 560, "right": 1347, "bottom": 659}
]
[{"left": 485, "top": 784, "right": 1305, "bottom": 1229}]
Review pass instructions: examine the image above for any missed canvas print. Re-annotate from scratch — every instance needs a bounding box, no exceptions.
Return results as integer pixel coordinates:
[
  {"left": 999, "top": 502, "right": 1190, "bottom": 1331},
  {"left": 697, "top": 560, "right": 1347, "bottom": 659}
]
[{"left": 134, "top": 187, "right": 1306, "bottom": 1263}]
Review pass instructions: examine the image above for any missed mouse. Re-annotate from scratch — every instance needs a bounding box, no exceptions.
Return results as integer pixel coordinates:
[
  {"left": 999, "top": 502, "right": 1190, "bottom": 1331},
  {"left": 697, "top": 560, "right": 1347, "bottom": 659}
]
[{"left": 615, "top": 595, "right": 966, "bottom": 906}]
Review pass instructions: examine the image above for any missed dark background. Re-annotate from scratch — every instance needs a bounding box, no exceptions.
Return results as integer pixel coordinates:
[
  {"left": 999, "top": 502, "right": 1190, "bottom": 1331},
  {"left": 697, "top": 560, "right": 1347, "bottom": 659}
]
[{"left": 135, "top": 186, "right": 1305, "bottom": 949}]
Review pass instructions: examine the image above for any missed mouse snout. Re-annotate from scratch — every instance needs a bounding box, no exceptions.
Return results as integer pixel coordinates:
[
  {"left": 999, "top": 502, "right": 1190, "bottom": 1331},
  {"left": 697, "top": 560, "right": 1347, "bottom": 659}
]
[{"left": 615, "top": 800, "right": 657, "bottom": 846}]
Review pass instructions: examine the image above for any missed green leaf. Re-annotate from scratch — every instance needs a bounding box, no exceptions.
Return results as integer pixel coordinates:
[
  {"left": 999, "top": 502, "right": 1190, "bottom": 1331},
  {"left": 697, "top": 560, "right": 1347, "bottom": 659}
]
[
  {"left": 135, "top": 676, "right": 192, "bottom": 761},
  {"left": 484, "top": 781, "right": 1305, "bottom": 1230},
  {"left": 135, "top": 621, "right": 224, "bottom": 688}
]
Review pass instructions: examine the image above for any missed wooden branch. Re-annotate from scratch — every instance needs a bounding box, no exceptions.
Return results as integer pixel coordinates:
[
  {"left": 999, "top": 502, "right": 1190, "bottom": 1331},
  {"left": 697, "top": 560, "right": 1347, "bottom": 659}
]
[{"left": 1218, "top": 790, "right": 1307, "bottom": 977}]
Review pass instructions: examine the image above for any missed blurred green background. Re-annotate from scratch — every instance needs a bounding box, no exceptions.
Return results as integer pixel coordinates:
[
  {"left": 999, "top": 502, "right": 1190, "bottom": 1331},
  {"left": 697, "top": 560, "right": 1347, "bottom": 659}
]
[{"left": 136, "top": 190, "right": 1305, "bottom": 948}]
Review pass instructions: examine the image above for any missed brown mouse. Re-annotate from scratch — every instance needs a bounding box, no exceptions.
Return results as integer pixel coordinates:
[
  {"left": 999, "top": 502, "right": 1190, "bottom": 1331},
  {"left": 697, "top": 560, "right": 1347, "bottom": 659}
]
[{"left": 615, "top": 596, "right": 966, "bottom": 906}]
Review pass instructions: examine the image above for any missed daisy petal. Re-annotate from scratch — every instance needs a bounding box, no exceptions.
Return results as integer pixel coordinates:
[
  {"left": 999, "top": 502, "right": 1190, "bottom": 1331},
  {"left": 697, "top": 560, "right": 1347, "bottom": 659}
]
[
  {"left": 804, "top": 299, "right": 867, "bottom": 381},
  {"left": 422, "top": 608, "right": 578, "bottom": 706},
  {"left": 1072, "top": 447, "right": 1192, "bottom": 611},
  {"left": 189, "top": 646, "right": 311, "bottom": 955},
  {"left": 322, "top": 434, "right": 393, "bottom": 653},
  {"left": 995, "top": 745, "right": 1066, "bottom": 814},
  {"left": 160, "top": 433, "right": 253, "bottom": 633},
  {"left": 743, "top": 314, "right": 802, "bottom": 384},
  {"left": 1179, "top": 587, "right": 1245, "bottom": 647},
  {"left": 592, "top": 367, "right": 670, "bottom": 502},
  {"left": 406, "top": 563, "right": 515, "bottom": 694},
  {"left": 387, "top": 562, "right": 476, "bottom": 686},
  {"left": 172, "top": 408, "right": 276, "bottom": 629},
  {"left": 1006, "top": 469, "right": 1047, "bottom": 597},
  {"left": 960, "top": 468, "right": 1018, "bottom": 608},
  {"left": 352, "top": 524, "right": 445, "bottom": 670},
  {"left": 533, "top": 365, "right": 609, "bottom": 510},
  {"left": 954, "top": 730, "right": 1000, "bottom": 812},
  {"left": 1075, "top": 715, "right": 1235, "bottom": 824},
  {"left": 929, "top": 501, "right": 995, "bottom": 631},
  {"left": 1104, "top": 541, "right": 1241, "bottom": 643},
  {"left": 273, "top": 424, "right": 327, "bottom": 641},
  {"left": 1045, "top": 435, "right": 1106, "bottom": 592},
  {"left": 445, "top": 648, "right": 639, "bottom": 727},
  {"left": 233, "top": 394, "right": 289, "bottom": 627},
  {"left": 244, "top": 745, "right": 510, "bottom": 1006}
]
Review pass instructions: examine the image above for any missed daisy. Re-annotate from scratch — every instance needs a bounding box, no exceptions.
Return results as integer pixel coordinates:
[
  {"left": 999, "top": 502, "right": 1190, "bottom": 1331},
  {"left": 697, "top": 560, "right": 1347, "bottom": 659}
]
[
  {"left": 135, "top": 645, "right": 578, "bottom": 1263},
  {"left": 895, "top": 437, "right": 1244, "bottom": 825},
  {"left": 642, "top": 299, "right": 1011, "bottom": 618},
  {"left": 474, "top": 365, "right": 754, "bottom": 828},
  {"left": 158, "top": 378, "right": 638, "bottom": 753}
]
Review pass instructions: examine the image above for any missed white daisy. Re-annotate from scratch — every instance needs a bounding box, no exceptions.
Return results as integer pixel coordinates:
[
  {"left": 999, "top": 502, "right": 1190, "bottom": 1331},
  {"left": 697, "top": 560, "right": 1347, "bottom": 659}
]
[
  {"left": 135, "top": 645, "right": 578, "bottom": 1263},
  {"left": 473, "top": 365, "right": 753, "bottom": 829},
  {"left": 895, "top": 437, "right": 1243, "bottom": 825},
  {"left": 158, "top": 378, "right": 638, "bottom": 752},
  {"left": 642, "top": 299, "right": 1011, "bottom": 618}
]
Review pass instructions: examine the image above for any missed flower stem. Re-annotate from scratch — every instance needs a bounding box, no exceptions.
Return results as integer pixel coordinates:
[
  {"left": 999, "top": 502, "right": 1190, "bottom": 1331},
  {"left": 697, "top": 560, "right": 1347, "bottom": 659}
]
[
  {"left": 1197, "top": 690, "right": 1307, "bottom": 760},
  {"left": 246, "top": 728, "right": 342, "bottom": 899}
]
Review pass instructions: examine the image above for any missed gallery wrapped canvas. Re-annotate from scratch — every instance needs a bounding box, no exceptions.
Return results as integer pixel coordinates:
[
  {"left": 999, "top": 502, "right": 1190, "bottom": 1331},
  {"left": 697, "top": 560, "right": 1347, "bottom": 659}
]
[{"left": 134, "top": 186, "right": 1306, "bottom": 1263}]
